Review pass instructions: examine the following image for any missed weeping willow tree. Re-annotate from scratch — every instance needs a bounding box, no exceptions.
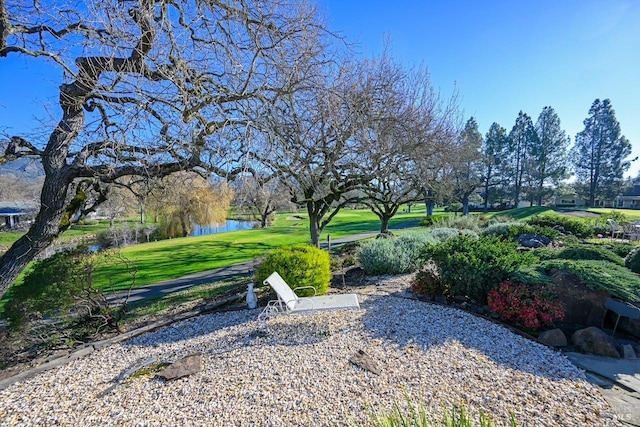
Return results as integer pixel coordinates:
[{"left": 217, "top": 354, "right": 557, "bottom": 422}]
[{"left": 150, "top": 173, "right": 234, "bottom": 238}]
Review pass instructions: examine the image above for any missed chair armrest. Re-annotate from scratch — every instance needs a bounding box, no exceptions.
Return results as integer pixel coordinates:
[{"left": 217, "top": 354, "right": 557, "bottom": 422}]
[{"left": 292, "top": 285, "right": 317, "bottom": 296}]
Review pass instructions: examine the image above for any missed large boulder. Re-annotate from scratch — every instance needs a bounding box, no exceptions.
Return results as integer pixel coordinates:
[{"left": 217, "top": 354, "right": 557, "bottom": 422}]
[
  {"left": 516, "top": 233, "right": 552, "bottom": 248},
  {"left": 538, "top": 328, "right": 568, "bottom": 347},
  {"left": 548, "top": 270, "right": 609, "bottom": 327},
  {"left": 571, "top": 327, "right": 620, "bottom": 358}
]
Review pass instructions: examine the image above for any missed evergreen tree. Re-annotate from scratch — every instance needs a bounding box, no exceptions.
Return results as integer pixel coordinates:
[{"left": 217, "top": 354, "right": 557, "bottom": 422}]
[
  {"left": 571, "top": 99, "right": 631, "bottom": 207},
  {"left": 508, "top": 111, "right": 537, "bottom": 207},
  {"left": 481, "top": 122, "right": 509, "bottom": 212},
  {"left": 530, "top": 106, "right": 570, "bottom": 206},
  {"left": 451, "top": 117, "right": 483, "bottom": 215}
]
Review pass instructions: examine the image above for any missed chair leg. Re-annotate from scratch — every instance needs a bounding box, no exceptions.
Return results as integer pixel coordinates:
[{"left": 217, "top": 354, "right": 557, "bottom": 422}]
[{"left": 612, "top": 314, "right": 621, "bottom": 337}]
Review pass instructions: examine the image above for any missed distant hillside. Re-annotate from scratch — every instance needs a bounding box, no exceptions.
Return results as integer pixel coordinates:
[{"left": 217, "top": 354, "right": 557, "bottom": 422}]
[{"left": 0, "top": 157, "right": 44, "bottom": 179}]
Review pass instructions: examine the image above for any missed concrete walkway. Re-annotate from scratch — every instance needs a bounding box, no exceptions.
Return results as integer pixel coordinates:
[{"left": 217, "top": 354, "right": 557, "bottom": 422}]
[
  {"left": 566, "top": 352, "right": 640, "bottom": 426},
  {"left": 108, "top": 230, "right": 381, "bottom": 304}
]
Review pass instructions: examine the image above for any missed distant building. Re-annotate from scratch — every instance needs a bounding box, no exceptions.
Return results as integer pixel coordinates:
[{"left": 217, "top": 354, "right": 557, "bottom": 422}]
[
  {"left": 0, "top": 201, "right": 38, "bottom": 230},
  {"left": 618, "top": 182, "right": 640, "bottom": 209}
]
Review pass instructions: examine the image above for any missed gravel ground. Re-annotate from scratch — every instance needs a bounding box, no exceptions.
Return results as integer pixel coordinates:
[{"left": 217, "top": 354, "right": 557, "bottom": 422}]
[{"left": 0, "top": 278, "right": 620, "bottom": 426}]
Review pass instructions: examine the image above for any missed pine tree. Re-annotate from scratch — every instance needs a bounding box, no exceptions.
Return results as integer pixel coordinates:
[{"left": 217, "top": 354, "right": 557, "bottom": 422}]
[
  {"left": 571, "top": 99, "right": 631, "bottom": 207},
  {"left": 508, "top": 111, "right": 536, "bottom": 207},
  {"left": 481, "top": 122, "right": 509, "bottom": 212},
  {"left": 530, "top": 106, "right": 570, "bottom": 206},
  {"left": 451, "top": 117, "right": 483, "bottom": 215}
]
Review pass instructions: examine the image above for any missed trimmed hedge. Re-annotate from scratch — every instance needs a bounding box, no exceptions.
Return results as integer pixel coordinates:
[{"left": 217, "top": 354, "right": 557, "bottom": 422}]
[
  {"left": 526, "top": 214, "right": 593, "bottom": 238},
  {"left": 535, "top": 259, "right": 640, "bottom": 304},
  {"left": 536, "top": 245, "right": 625, "bottom": 266}
]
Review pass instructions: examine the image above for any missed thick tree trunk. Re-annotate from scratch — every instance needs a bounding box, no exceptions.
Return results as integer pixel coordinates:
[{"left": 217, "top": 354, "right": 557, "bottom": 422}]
[
  {"left": 462, "top": 194, "right": 469, "bottom": 216},
  {"left": 309, "top": 216, "right": 320, "bottom": 247},
  {"left": 0, "top": 167, "right": 74, "bottom": 296},
  {"left": 0, "top": 93, "right": 82, "bottom": 296},
  {"left": 380, "top": 215, "right": 390, "bottom": 234},
  {"left": 483, "top": 180, "right": 490, "bottom": 213},
  {"left": 426, "top": 199, "right": 434, "bottom": 217}
]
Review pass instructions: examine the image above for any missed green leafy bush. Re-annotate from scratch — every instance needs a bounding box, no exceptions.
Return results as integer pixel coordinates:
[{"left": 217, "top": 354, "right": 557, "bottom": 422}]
[
  {"left": 444, "top": 202, "right": 463, "bottom": 212},
  {"left": 488, "top": 280, "right": 564, "bottom": 330},
  {"left": 419, "top": 214, "right": 449, "bottom": 227},
  {"left": 423, "top": 236, "right": 539, "bottom": 304},
  {"left": 410, "top": 262, "right": 447, "bottom": 296},
  {"left": 4, "top": 248, "right": 130, "bottom": 331},
  {"left": 526, "top": 214, "right": 593, "bottom": 238},
  {"left": 255, "top": 246, "right": 331, "bottom": 297},
  {"left": 430, "top": 227, "right": 461, "bottom": 243},
  {"left": 358, "top": 232, "right": 435, "bottom": 275},
  {"left": 625, "top": 246, "right": 640, "bottom": 274},
  {"left": 538, "top": 259, "right": 640, "bottom": 304},
  {"left": 537, "top": 245, "right": 624, "bottom": 266}
]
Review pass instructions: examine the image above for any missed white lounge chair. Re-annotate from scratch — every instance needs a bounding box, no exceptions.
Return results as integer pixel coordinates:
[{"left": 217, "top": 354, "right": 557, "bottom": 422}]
[{"left": 258, "top": 271, "right": 359, "bottom": 322}]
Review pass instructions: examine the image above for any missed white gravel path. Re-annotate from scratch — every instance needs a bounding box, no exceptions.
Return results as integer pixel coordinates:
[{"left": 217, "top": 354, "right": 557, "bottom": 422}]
[{"left": 0, "top": 278, "right": 619, "bottom": 426}]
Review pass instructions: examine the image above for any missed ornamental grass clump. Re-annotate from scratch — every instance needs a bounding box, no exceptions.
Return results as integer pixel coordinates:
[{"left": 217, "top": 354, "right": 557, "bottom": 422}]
[
  {"left": 488, "top": 280, "right": 565, "bottom": 330},
  {"left": 254, "top": 245, "right": 331, "bottom": 297},
  {"left": 358, "top": 232, "right": 435, "bottom": 275}
]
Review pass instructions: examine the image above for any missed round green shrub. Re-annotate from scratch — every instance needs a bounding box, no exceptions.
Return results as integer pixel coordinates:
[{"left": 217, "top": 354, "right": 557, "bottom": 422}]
[
  {"left": 254, "top": 246, "right": 331, "bottom": 297},
  {"left": 429, "top": 227, "right": 460, "bottom": 243},
  {"left": 358, "top": 232, "right": 434, "bottom": 275},
  {"left": 423, "top": 235, "right": 539, "bottom": 304}
]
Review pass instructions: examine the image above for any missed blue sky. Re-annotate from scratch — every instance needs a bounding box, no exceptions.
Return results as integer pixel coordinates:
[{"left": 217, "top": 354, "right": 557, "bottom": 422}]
[
  {"left": 1, "top": 0, "right": 639, "bottom": 177},
  {"left": 320, "top": 0, "right": 640, "bottom": 177}
]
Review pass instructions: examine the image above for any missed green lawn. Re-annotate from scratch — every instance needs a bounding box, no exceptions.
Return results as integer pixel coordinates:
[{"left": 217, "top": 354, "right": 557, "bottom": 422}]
[
  {"left": 7, "top": 203, "right": 636, "bottom": 295},
  {"left": 588, "top": 207, "right": 640, "bottom": 220},
  {"left": 92, "top": 208, "right": 426, "bottom": 291}
]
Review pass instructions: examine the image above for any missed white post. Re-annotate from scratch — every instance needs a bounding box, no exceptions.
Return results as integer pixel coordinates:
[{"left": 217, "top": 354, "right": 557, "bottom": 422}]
[{"left": 246, "top": 282, "right": 257, "bottom": 309}]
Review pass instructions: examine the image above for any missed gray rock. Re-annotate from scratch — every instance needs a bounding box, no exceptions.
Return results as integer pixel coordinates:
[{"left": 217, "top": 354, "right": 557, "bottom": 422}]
[
  {"left": 538, "top": 328, "right": 568, "bottom": 347},
  {"left": 516, "top": 233, "right": 552, "bottom": 248},
  {"left": 571, "top": 327, "right": 620, "bottom": 358},
  {"left": 157, "top": 354, "right": 203, "bottom": 381},
  {"left": 349, "top": 349, "right": 381, "bottom": 375}
]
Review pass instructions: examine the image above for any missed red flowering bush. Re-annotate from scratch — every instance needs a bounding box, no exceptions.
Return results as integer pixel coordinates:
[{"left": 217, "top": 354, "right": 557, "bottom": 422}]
[{"left": 487, "top": 280, "right": 565, "bottom": 330}]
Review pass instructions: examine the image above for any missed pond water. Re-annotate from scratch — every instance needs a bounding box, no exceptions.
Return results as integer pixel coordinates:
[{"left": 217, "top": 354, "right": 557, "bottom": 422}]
[{"left": 191, "top": 219, "right": 256, "bottom": 236}]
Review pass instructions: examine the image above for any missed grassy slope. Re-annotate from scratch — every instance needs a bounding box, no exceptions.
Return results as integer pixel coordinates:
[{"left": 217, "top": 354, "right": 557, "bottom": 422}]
[{"left": 92, "top": 208, "right": 426, "bottom": 291}]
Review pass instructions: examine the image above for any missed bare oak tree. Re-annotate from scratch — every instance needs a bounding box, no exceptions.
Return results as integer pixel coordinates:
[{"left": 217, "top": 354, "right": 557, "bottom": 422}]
[
  {"left": 232, "top": 174, "right": 293, "bottom": 228},
  {"left": 0, "top": 0, "right": 324, "bottom": 296},
  {"left": 253, "top": 55, "right": 397, "bottom": 246},
  {"left": 361, "top": 58, "right": 459, "bottom": 232}
]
